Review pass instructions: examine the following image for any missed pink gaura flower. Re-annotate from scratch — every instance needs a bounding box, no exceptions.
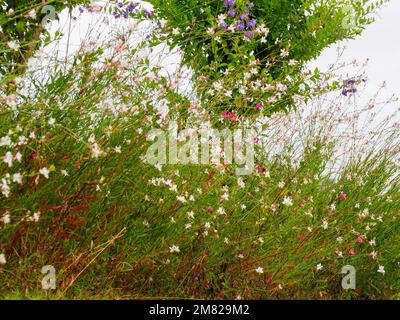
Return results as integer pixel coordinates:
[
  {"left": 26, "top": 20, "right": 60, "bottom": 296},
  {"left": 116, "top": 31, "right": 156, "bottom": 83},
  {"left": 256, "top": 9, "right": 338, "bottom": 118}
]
[
  {"left": 349, "top": 249, "right": 356, "bottom": 255},
  {"left": 339, "top": 191, "right": 347, "bottom": 201},
  {"left": 355, "top": 234, "right": 366, "bottom": 243},
  {"left": 222, "top": 111, "right": 235, "bottom": 120},
  {"left": 256, "top": 102, "right": 264, "bottom": 110},
  {"left": 115, "top": 43, "right": 124, "bottom": 53},
  {"left": 369, "top": 251, "right": 377, "bottom": 260}
]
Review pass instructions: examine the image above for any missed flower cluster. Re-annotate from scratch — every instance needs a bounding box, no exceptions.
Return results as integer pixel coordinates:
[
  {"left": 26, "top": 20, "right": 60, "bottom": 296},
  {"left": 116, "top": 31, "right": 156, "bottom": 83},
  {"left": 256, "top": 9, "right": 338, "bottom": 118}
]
[
  {"left": 342, "top": 77, "right": 366, "bottom": 96},
  {"left": 219, "top": 0, "right": 257, "bottom": 39},
  {"left": 112, "top": 1, "right": 153, "bottom": 19}
]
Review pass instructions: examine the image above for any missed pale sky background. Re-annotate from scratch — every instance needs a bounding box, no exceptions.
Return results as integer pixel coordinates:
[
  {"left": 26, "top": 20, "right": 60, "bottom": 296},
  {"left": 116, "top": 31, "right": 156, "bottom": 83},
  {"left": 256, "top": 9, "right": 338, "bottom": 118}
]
[{"left": 311, "top": 0, "right": 400, "bottom": 106}]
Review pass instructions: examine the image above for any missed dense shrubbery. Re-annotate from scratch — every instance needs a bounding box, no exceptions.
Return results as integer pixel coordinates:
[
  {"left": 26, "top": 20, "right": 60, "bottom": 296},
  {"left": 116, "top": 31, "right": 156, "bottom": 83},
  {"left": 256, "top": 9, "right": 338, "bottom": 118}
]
[
  {"left": 147, "top": 0, "right": 387, "bottom": 115},
  {"left": 0, "top": 0, "right": 399, "bottom": 299}
]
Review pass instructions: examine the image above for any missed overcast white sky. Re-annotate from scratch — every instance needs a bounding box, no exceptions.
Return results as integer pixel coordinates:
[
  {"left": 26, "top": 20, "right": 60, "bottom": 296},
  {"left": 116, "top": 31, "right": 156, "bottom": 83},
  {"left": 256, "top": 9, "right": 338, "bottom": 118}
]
[{"left": 311, "top": 0, "right": 400, "bottom": 104}]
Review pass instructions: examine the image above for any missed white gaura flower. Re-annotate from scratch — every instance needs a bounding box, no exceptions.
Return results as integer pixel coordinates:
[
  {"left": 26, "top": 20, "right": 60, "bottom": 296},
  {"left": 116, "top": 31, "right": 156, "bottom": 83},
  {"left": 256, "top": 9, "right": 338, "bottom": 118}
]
[
  {"left": 0, "top": 136, "right": 11, "bottom": 147},
  {"left": 12, "top": 173, "right": 22, "bottom": 184},
  {"left": 2, "top": 212, "right": 10, "bottom": 224},
  {"left": 91, "top": 143, "right": 102, "bottom": 158},
  {"left": 39, "top": 167, "right": 50, "bottom": 179},
  {"left": 172, "top": 28, "right": 180, "bottom": 35},
  {"left": 33, "top": 211, "right": 40, "bottom": 222},
  {"left": 186, "top": 211, "right": 195, "bottom": 219},
  {"left": 237, "top": 177, "right": 245, "bottom": 188},
  {"left": 15, "top": 152, "right": 22, "bottom": 162},
  {"left": 169, "top": 245, "right": 180, "bottom": 253},
  {"left": 1, "top": 179, "right": 10, "bottom": 197},
  {"left": 280, "top": 48, "right": 289, "bottom": 57},
  {"left": 158, "top": 19, "right": 168, "bottom": 28},
  {"left": 377, "top": 265, "right": 385, "bottom": 274},
  {"left": 255, "top": 266, "right": 264, "bottom": 274},
  {"left": 228, "top": 24, "right": 235, "bottom": 32},
  {"left": 18, "top": 136, "right": 28, "bottom": 146},
  {"left": 305, "top": 210, "right": 313, "bottom": 217},
  {"left": 0, "top": 253, "right": 6, "bottom": 265},
  {"left": 282, "top": 196, "right": 293, "bottom": 207},
  {"left": 3, "top": 151, "right": 13, "bottom": 167},
  {"left": 114, "top": 146, "right": 122, "bottom": 154},
  {"left": 207, "top": 27, "right": 215, "bottom": 35},
  {"left": 7, "top": 40, "right": 20, "bottom": 51},
  {"left": 28, "top": 9, "right": 36, "bottom": 19},
  {"left": 316, "top": 263, "right": 323, "bottom": 271},
  {"left": 88, "top": 135, "right": 96, "bottom": 143},
  {"left": 217, "top": 14, "right": 226, "bottom": 23},
  {"left": 220, "top": 193, "right": 229, "bottom": 201}
]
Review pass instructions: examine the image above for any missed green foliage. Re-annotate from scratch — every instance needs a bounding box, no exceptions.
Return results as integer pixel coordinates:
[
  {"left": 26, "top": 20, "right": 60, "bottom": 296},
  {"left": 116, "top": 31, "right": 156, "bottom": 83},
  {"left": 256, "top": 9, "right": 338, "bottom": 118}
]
[
  {"left": 145, "top": 0, "right": 388, "bottom": 115},
  {"left": 0, "top": 0, "right": 398, "bottom": 300},
  {"left": 0, "top": 0, "right": 90, "bottom": 79}
]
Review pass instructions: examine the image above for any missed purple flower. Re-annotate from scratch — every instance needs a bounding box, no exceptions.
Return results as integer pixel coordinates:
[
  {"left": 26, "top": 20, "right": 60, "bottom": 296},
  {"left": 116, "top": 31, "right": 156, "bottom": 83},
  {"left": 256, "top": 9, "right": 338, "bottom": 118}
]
[
  {"left": 219, "top": 22, "right": 228, "bottom": 29},
  {"left": 224, "top": 0, "right": 235, "bottom": 8},
  {"left": 247, "top": 19, "right": 256, "bottom": 29},
  {"left": 118, "top": 2, "right": 124, "bottom": 8},
  {"left": 240, "top": 12, "right": 250, "bottom": 20},
  {"left": 235, "top": 20, "right": 245, "bottom": 31},
  {"left": 244, "top": 31, "right": 254, "bottom": 38},
  {"left": 248, "top": 2, "right": 254, "bottom": 8},
  {"left": 78, "top": 6, "right": 84, "bottom": 13},
  {"left": 345, "top": 79, "right": 356, "bottom": 86},
  {"left": 342, "top": 79, "right": 357, "bottom": 96},
  {"left": 144, "top": 9, "right": 153, "bottom": 18},
  {"left": 227, "top": 10, "right": 236, "bottom": 18}
]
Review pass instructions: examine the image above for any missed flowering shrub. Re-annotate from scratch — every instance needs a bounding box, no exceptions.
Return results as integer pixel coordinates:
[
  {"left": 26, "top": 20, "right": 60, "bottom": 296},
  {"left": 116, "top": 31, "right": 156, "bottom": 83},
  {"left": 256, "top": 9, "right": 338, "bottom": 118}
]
[
  {"left": 146, "top": 0, "right": 388, "bottom": 115},
  {"left": 0, "top": 1, "right": 399, "bottom": 300},
  {"left": 0, "top": 0, "right": 92, "bottom": 77}
]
